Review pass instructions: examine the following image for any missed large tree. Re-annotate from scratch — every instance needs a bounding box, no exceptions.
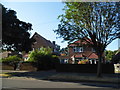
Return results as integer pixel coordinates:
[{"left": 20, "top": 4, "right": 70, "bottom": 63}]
[
  {"left": 2, "top": 5, "right": 34, "bottom": 52},
  {"left": 54, "top": 2, "right": 120, "bottom": 77},
  {"left": 105, "top": 50, "right": 117, "bottom": 61}
]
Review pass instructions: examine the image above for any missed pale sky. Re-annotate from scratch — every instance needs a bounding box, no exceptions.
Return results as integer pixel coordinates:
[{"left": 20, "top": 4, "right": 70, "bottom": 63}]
[{"left": 1, "top": 1, "right": 119, "bottom": 50}]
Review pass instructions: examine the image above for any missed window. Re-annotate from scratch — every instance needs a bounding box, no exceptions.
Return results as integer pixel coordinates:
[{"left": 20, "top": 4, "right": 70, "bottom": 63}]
[
  {"left": 73, "top": 46, "right": 83, "bottom": 52},
  {"left": 92, "top": 48, "right": 95, "bottom": 52}
]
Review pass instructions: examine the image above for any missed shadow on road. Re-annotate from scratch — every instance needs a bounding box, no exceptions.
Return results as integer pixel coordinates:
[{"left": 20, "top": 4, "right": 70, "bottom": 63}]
[
  {"left": 4, "top": 70, "right": 120, "bottom": 89},
  {"left": 5, "top": 70, "right": 58, "bottom": 79}
]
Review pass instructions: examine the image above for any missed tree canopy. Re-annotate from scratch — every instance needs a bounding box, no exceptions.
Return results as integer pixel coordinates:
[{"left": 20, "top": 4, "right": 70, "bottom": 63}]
[
  {"left": 105, "top": 50, "right": 117, "bottom": 61},
  {"left": 2, "top": 5, "right": 34, "bottom": 52},
  {"left": 54, "top": 2, "right": 120, "bottom": 77},
  {"left": 55, "top": 2, "right": 119, "bottom": 54}
]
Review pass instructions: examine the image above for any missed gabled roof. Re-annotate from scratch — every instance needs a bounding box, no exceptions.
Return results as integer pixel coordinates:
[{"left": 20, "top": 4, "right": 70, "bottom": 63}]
[
  {"left": 71, "top": 52, "right": 98, "bottom": 59},
  {"left": 68, "top": 39, "right": 92, "bottom": 47},
  {"left": 88, "top": 53, "right": 98, "bottom": 59},
  {"left": 31, "top": 32, "right": 55, "bottom": 49}
]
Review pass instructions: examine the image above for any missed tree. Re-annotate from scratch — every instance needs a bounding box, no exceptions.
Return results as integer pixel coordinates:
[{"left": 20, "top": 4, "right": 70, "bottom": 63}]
[
  {"left": 105, "top": 50, "right": 117, "bottom": 61},
  {"left": 2, "top": 5, "right": 34, "bottom": 52},
  {"left": 60, "top": 47, "right": 68, "bottom": 55},
  {"left": 54, "top": 2, "right": 120, "bottom": 77}
]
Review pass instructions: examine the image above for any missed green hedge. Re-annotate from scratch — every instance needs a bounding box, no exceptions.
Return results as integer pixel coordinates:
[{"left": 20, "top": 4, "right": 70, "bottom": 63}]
[{"left": 2, "top": 55, "right": 21, "bottom": 62}]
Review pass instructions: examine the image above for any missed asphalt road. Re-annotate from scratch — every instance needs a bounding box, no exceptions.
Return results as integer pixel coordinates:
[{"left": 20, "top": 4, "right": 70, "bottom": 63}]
[{"left": 1, "top": 78, "right": 119, "bottom": 89}]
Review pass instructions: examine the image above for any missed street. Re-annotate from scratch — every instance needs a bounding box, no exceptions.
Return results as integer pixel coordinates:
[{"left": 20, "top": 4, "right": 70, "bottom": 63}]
[{"left": 1, "top": 78, "right": 118, "bottom": 89}]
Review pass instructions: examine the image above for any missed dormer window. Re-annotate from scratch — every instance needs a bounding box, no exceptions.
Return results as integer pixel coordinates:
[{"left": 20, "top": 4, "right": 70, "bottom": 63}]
[{"left": 73, "top": 46, "right": 83, "bottom": 52}]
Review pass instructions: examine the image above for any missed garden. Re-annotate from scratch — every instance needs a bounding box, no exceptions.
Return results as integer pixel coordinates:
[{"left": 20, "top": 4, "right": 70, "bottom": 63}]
[{"left": 1, "top": 47, "right": 60, "bottom": 71}]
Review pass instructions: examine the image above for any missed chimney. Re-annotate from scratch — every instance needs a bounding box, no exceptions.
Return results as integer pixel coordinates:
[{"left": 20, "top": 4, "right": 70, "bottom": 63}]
[{"left": 53, "top": 41, "right": 56, "bottom": 45}]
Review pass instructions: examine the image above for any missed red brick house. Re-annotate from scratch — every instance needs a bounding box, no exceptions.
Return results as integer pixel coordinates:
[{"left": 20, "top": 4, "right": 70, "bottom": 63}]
[
  {"left": 31, "top": 32, "right": 60, "bottom": 54},
  {"left": 22, "top": 32, "right": 60, "bottom": 61},
  {"left": 59, "top": 40, "right": 98, "bottom": 64},
  {"left": 31, "top": 32, "right": 55, "bottom": 49}
]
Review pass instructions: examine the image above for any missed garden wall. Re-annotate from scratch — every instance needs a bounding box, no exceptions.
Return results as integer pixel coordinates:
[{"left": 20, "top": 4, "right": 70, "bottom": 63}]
[
  {"left": 56, "top": 64, "right": 115, "bottom": 74},
  {"left": 20, "top": 62, "right": 37, "bottom": 71},
  {"left": 2, "top": 62, "right": 14, "bottom": 70},
  {"left": 2, "top": 62, "right": 37, "bottom": 71}
]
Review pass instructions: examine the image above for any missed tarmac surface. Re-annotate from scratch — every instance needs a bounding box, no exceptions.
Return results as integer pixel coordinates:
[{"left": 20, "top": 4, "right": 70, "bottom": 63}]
[
  {"left": 0, "top": 70, "right": 120, "bottom": 89},
  {"left": 1, "top": 70, "right": 119, "bottom": 83}
]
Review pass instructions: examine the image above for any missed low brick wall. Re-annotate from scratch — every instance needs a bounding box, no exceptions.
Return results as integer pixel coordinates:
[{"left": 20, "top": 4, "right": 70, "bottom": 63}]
[
  {"left": 56, "top": 64, "right": 114, "bottom": 74},
  {"left": 20, "top": 62, "right": 37, "bottom": 71},
  {"left": 2, "top": 62, "right": 37, "bottom": 71},
  {"left": 2, "top": 63, "right": 14, "bottom": 70}
]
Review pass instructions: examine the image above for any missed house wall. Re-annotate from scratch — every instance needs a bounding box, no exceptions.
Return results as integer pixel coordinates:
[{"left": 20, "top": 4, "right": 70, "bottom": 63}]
[
  {"left": 68, "top": 45, "right": 93, "bottom": 56},
  {"left": 31, "top": 32, "right": 60, "bottom": 55},
  {"left": 32, "top": 32, "right": 55, "bottom": 50},
  {"left": 1, "top": 51, "right": 9, "bottom": 58}
]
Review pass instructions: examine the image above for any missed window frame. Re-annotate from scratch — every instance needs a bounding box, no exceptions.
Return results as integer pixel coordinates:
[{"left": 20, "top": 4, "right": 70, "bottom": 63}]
[{"left": 73, "top": 46, "right": 83, "bottom": 52}]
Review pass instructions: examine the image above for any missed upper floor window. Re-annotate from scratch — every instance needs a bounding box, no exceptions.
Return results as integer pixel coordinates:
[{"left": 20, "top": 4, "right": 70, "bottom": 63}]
[
  {"left": 73, "top": 46, "right": 83, "bottom": 52},
  {"left": 92, "top": 48, "right": 95, "bottom": 52}
]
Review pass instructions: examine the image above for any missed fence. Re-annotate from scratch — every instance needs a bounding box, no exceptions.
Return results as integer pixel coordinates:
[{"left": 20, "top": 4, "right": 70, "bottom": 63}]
[
  {"left": 2, "top": 62, "right": 115, "bottom": 74},
  {"left": 56, "top": 64, "right": 115, "bottom": 74}
]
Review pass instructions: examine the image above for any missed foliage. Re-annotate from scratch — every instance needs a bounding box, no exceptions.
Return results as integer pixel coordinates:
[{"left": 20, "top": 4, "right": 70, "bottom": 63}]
[
  {"left": 78, "top": 59, "right": 89, "bottom": 64},
  {"left": 28, "top": 47, "right": 52, "bottom": 62},
  {"left": 54, "top": 2, "right": 120, "bottom": 77},
  {"left": 51, "top": 55, "right": 60, "bottom": 65},
  {"left": 28, "top": 47, "right": 60, "bottom": 70},
  {"left": 60, "top": 47, "right": 68, "bottom": 55},
  {"left": 0, "top": 59, "right": 2, "bottom": 63},
  {"left": 105, "top": 50, "right": 117, "bottom": 61},
  {"left": 2, "top": 5, "right": 35, "bottom": 52},
  {"left": 55, "top": 2, "right": 119, "bottom": 54},
  {"left": 2, "top": 55, "right": 21, "bottom": 62}
]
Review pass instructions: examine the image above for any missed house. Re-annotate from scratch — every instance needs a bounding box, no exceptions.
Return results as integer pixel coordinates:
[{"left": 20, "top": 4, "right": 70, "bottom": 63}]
[
  {"left": 59, "top": 39, "right": 98, "bottom": 64},
  {"left": 1, "top": 51, "right": 11, "bottom": 58},
  {"left": 1, "top": 51, "right": 22, "bottom": 59},
  {"left": 31, "top": 32, "right": 60, "bottom": 55},
  {"left": 22, "top": 32, "right": 60, "bottom": 61}
]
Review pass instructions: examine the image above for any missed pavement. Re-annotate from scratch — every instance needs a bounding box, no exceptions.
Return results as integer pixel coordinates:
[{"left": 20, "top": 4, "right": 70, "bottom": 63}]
[{"left": 1, "top": 70, "right": 120, "bottom": 85}]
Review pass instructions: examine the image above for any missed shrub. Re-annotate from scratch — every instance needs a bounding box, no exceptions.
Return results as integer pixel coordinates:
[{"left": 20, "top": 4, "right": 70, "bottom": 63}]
[
  {"left": 28, "top": 47, "right": 60, "bottom": 70},
  {"left": 78, "top": 59, "right": 89, "bottom": 64},
  {"left": 51, "top": 55, "right": 60, "bottom": 67},
  {"left": 2, "top": 55, "right": 22, "bottom": 70},
  {"left": 2, "top": 55, "right": 21, "bottom": 63}
]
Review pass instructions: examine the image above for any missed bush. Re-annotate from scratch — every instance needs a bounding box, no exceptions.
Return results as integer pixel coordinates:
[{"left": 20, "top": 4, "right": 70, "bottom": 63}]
[
  {"left": 2, "top": 55, "right": 21, "bottom": 62},
  {"left": 78, "top": 59, "right": 89, "bottom": 64},
  {"left": 2, "top": 55, "right": 22, "bottom": 70},
  {"left": 28, "top": 47, "right": 60, "bottom": 70}
]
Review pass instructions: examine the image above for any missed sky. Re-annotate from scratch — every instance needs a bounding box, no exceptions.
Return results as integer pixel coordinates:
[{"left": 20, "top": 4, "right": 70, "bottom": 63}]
[{"left": 1, "top": 1, "right": 119, "bottom": 51}]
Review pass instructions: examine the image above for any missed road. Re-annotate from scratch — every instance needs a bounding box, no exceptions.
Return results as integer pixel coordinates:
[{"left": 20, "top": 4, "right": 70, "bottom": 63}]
[{"left": 1, "top": 78, "right": 119, "bottom": 89}]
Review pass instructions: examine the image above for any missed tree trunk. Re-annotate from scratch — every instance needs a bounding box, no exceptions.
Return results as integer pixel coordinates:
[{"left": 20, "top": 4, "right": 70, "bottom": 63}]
[{"left": 97, "top": 53, "right": 103, "bottom": 77}]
